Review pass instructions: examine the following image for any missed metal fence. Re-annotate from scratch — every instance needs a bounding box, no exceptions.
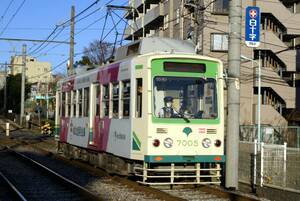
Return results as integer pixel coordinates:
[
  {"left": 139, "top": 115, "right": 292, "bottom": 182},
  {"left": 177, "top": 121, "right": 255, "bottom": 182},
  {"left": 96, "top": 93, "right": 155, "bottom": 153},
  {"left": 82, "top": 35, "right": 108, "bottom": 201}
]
[
  {"left": 240, "top": 125, "right": 300, "bottom": 148},
  {"left": 239, "top": 140, "right": 300, "bottom": 193}
]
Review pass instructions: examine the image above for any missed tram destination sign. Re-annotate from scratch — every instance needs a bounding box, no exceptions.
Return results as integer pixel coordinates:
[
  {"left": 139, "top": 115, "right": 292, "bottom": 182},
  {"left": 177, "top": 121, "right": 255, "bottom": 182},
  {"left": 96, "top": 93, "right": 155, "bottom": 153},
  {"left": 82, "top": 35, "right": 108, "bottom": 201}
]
[{"left": 245, "top": 6, "right": 261, "bottom": 48}]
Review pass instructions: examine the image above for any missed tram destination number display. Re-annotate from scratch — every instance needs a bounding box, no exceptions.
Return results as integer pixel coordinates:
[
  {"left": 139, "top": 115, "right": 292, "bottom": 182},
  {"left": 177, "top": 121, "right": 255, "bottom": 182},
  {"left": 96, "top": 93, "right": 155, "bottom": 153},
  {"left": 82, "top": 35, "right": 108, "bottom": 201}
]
[{"left": 164, "top": 62, "right": 206, "bottom": 73}]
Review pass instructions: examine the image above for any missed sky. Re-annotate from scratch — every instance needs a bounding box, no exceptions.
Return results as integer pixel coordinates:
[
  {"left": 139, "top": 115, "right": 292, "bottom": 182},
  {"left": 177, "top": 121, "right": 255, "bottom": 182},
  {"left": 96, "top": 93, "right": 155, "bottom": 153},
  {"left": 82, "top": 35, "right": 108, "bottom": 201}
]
[{"left": 0, "top": 0, "right": 128, "bottom": 75}]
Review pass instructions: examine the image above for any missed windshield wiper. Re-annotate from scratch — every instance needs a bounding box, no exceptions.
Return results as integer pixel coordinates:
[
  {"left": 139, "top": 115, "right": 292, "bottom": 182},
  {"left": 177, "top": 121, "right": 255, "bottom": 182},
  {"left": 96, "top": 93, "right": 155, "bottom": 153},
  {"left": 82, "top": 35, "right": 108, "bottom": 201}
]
[{"left": 179, "top": 113, "right": 190, "bottom": 123}]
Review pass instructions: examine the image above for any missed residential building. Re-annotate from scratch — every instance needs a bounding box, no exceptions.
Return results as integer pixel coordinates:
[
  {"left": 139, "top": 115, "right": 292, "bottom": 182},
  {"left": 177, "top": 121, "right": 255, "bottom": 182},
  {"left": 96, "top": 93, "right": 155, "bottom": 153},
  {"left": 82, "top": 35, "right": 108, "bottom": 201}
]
[
  {"left": 126, "top": 0, "right": 300, "bottom": 127},
  {"left": 10, "top": 55, "right": 52, "bottom": 83}
]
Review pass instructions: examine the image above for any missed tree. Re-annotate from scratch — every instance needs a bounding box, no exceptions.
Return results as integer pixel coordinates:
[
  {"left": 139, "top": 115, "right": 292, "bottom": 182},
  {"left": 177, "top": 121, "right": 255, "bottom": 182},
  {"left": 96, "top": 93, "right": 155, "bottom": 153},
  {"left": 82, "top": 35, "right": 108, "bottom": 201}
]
[
  {"left": 75, "top": 56, "right": 92, "bottom": 66},
  {"left": 83, "top": 40, "right": 114, "bottom": 65},
  {"left": 1, "top": 74, "right": 31, "bottom": 114}
]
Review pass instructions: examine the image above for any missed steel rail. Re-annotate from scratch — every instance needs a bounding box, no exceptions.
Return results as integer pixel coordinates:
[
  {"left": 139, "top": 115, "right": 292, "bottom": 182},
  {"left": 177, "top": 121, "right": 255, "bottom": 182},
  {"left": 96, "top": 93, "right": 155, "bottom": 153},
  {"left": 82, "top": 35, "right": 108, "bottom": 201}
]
[
  {"left": 0, "top": 170, "right": 28, "bottom": 201},
  {"left": 9, "top": 148, "right": 102, "bottom": 201}
]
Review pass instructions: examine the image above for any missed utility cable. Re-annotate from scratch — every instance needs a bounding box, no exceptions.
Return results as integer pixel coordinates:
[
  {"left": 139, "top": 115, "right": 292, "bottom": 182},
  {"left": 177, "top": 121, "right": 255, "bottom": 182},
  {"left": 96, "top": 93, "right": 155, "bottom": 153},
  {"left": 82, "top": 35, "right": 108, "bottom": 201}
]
[
  {"left": 0, "top": 0, "right": 26, "bottom": 36},
  {"left": 0, "top": 0, "right": 15, "bottom": 24}
]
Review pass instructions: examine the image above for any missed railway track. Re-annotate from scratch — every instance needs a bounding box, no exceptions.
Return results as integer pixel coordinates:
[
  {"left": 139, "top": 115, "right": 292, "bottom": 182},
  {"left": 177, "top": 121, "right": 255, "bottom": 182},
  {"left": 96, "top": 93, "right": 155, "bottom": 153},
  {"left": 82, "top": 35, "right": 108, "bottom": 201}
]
[
  {"left": 0, "top": 132, "right": 267, "bottom": 201},
  {"left": 0, "top": 148, "right": 101, "bottom": 201}
]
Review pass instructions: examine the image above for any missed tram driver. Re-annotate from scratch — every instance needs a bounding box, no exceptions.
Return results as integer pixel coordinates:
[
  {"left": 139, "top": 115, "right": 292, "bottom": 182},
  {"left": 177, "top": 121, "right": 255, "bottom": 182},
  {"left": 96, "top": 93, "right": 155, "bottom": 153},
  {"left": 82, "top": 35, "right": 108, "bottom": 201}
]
[{"left": 159, "top": 96, "right": 179, "bottom": 118}]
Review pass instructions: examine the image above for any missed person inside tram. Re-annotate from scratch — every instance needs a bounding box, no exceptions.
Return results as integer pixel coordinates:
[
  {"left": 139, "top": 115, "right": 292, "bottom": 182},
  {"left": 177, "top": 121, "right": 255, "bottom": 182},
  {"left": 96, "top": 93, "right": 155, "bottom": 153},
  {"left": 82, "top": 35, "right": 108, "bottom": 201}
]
[{"left": 159, "top": 96, "right": 180, "bottom": 118}]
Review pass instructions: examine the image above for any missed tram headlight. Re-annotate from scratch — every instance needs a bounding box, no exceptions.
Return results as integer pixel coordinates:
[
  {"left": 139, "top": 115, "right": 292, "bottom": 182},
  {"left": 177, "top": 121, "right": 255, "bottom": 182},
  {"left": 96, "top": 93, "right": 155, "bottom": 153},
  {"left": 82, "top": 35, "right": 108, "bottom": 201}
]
[
  {"left": 214, "top": 139, "right": 222, "bottom": 147},
  {"left": 163, "top": 138, "right": 173, "bottom": 148},
  {"left": 202, "top": 138, "right": 211, "bottom": 148},
  {"left": 153, "top": 139, "right": 160, "bottom": 147}
]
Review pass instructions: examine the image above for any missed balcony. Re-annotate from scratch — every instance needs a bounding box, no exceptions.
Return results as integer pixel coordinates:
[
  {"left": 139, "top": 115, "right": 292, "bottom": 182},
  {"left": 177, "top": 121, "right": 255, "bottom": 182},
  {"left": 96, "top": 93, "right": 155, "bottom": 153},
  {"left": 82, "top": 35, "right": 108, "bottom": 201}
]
[
  {"left": 253, "top": 67, "right": 295, "bottom": 108},
  {"left": 258, "top": 30, "right": 296, "bottom": 72},
  {"left": 125, "top": 4, "right": 163, "bottom": 40},
  {"left": 253, "top": 104, "right": 288, "bottom": 127},
  {"left": 257, "top": 0, "right": 300, "bottom": 35}
]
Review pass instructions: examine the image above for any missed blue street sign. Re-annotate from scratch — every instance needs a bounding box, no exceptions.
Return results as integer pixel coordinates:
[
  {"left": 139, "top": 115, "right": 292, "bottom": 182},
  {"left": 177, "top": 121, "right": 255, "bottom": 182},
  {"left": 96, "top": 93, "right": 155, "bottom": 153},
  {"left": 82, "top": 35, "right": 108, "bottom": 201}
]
[{"left": 245, "top": 6, "right": 261, "bottom": 48}]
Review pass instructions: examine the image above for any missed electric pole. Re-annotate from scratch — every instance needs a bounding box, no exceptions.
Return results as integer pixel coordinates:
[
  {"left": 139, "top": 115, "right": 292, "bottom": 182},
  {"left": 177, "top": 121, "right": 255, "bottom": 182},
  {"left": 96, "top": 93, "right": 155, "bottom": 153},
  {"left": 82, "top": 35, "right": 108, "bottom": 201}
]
[
  {"left": 68, "top": 5, "right": 75, "bottom": 75},
  {"left": 46, "top": 82, "right": 49, "bottom": 119},
  {"left": 20, "top": 44, "right": 26, "bottom": 126},
  {"left": 3, "top": 62, "right": 7, "bottom": 112},
  {"left": 194, "top": 0, "right": 204, "bottom": 55},
  {"left": 226, "top": 0, "right": 242, "bottom": 190}
]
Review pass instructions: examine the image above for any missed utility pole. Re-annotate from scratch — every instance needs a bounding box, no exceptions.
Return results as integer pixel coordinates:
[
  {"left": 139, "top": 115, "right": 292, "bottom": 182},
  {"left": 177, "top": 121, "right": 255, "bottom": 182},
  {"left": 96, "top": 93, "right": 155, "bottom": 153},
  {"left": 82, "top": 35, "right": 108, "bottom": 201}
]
[
  {"left": 194, "top": 0, "right": 204, "bottom": 55},
  {"left": 3, "top": 62, "right": 8, "bottom": 112},
  {"left": 226, "top": 0, "right": 242, "bottom": 190},
  {"left": 68, "top": 5, "right": 75, "bottom": 75},
  {"left": 20, "top": 44, "right": 26, "bottom": 126},
  {"left": 46, "top": 82, "right": 49, "bottom": 119}
]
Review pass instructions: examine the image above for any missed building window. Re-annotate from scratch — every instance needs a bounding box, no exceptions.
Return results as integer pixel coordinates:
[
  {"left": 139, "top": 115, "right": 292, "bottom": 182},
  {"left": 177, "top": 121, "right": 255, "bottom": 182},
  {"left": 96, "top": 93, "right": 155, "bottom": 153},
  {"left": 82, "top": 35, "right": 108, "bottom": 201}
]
[
  {"left": 175, "top": 8, "right": 180, "bottom": 24},
  {"left": 164, "top": 14, "right": 169, "bottom": 30},
  {"left": 213, "top": 0, "right": 229, "bottom": 14},
  {"left": 211, "top": 33, "right": 228, "bottom": 52}
]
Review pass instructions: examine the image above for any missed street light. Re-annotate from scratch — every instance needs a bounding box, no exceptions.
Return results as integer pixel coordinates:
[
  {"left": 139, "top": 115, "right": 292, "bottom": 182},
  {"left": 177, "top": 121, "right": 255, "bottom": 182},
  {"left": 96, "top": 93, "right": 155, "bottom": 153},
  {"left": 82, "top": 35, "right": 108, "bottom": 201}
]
[{"left": 241, "top": 51, "right": 261, "bottom": 144}]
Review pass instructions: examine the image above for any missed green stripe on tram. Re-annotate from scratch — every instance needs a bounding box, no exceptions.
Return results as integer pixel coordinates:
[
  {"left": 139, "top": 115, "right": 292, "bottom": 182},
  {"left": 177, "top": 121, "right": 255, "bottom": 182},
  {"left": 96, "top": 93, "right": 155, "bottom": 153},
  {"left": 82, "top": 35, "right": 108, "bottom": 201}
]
[{"left": 132, "top": 131, "right": 141, "bottom": 151}]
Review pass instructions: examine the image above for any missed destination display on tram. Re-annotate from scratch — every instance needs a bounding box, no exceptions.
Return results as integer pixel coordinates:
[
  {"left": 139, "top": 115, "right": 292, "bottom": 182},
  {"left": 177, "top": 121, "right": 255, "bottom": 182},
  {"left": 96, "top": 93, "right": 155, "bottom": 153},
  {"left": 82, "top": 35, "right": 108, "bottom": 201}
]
[{"left": 163, "top": 62, "right": 206, "bottom": 73}]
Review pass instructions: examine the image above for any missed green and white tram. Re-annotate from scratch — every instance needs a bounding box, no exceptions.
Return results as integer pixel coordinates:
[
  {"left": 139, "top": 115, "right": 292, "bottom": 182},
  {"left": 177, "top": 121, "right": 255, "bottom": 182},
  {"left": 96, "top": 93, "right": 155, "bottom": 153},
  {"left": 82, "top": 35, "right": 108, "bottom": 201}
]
[{"left": 56, "top": 37, "right": 224, "bottom": 185}]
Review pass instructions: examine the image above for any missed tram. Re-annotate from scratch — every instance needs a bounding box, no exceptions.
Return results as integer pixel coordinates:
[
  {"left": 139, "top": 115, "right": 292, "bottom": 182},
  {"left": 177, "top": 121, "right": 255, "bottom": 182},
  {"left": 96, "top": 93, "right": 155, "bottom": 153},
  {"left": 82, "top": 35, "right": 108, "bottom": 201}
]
[{"left": 55, "top": 37, "right": 225, "bottom": 185}]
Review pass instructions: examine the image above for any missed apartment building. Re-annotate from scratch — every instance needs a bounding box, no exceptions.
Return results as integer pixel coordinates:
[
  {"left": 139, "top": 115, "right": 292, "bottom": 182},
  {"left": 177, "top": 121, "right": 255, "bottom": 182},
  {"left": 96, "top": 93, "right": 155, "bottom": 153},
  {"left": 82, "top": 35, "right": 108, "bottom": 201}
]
[
  {"left": 10, "top": 56, "right": 53, "bottom": 102},
  {"left": 126, "top": 0, "right": 300, "bottom": 126},
  {"left": 10, "top": 56, "right": 52, "bottom": 84}
]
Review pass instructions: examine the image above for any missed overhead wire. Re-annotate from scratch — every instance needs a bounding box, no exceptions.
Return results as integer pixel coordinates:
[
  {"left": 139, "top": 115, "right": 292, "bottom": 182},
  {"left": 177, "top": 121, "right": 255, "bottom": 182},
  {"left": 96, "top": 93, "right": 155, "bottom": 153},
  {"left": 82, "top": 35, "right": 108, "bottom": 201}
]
[
  {"left": 29, "top": 0, "right": 105, "bottom": 56},
  {"left": 35, "top": 0, "right": 117, "bottom": 59},
  {"left": 0, "top": 0, "right": 26, "bottom": 36},
  {"left": 0, "top": 0, "right": 15, "bottom": 24}
]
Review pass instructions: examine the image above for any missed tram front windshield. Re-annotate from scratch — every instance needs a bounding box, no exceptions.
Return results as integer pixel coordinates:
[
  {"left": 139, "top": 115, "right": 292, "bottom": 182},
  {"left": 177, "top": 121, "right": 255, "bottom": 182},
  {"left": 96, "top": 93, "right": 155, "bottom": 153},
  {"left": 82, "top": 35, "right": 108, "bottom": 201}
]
[{"left": 153, "top": 77, "right": 218, "bottom": 119}]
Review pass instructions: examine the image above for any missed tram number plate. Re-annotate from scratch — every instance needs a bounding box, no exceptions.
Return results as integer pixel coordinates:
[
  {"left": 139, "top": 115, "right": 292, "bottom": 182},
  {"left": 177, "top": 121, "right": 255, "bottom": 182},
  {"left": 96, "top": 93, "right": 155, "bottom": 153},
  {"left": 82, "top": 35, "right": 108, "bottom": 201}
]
[{"left": 177, "top": 140, "right": 199, "bottom": 147}]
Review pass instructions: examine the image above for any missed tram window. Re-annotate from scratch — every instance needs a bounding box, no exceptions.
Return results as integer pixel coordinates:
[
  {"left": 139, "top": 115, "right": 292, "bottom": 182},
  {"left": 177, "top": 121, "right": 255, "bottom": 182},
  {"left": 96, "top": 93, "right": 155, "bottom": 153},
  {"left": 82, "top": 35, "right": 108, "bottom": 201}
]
[
  {"left": 122, "top": 80, "right": 130, "bottom": 118},
  {"left": 78, "top": 89, "right": 82, "bottom": 117},
  {"left": 67, "top": 92, "right": 71, "bottom": 117},
  {"left": 102, "top": 85, "right": 109, "bottom": 117},
  {"left": 112, "top": 83, "right": 119, "bottom": 118},
  {"left": 83, "top": 87, "right": 89, "bottom": 117},
  {"left": 61, "top": 92, "right": 66, "bottom": 117},
  {"left": 136, "top": 78, "right": 142, "bottom": 118},
  {"left": 95, "top": 84, "right": 100, "bottom": 116},
  {"left": 71, "top": 90, "right": 76, "bottom": 117},
  {"left": 58, "top": 93, "right": 61, "bottom": 116}
]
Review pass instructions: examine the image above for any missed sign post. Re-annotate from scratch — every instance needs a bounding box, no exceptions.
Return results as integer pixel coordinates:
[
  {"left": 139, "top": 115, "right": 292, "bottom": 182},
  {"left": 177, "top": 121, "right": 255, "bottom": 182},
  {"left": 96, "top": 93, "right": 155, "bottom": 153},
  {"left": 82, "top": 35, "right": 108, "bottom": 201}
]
[{"left": 245, "top": 6, "right": 261, "bottom": 144}]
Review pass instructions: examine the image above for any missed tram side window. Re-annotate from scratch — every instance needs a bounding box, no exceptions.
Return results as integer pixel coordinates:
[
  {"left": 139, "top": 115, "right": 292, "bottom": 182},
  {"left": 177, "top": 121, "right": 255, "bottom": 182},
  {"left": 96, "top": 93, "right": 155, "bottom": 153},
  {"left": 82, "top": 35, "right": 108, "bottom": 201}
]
[
  {"left": 67, "top": 92, "right": 71, "bottom": 117},
  {"left": 102, "top": 85, "right": 109, "bottom": 117},
  {"left": 136, "top": 78, "right": 142, "bottom": 118},
  {"left": 83, "top": 87, "right": 89, "bottom": 117},
  {"left": 112, "top": 83, "right": 119, "bottom": 118},
  {"left": 95, "top": 84, "right": 100, "bottom": 116},
  {"left": 61, "top": 92, "right": 66, "bottom": 117},
  {"left": 78, "top": 89, "right": 82, "bottom": 117},
  {"left": 122, "top": 80, "right": 130, "bottom": 117},
  {"left": 71, "top": 90, "right": 76, "bottom": 117},
  {"left": 58, "top": 93, "right": 61, "bottom": 117}
]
